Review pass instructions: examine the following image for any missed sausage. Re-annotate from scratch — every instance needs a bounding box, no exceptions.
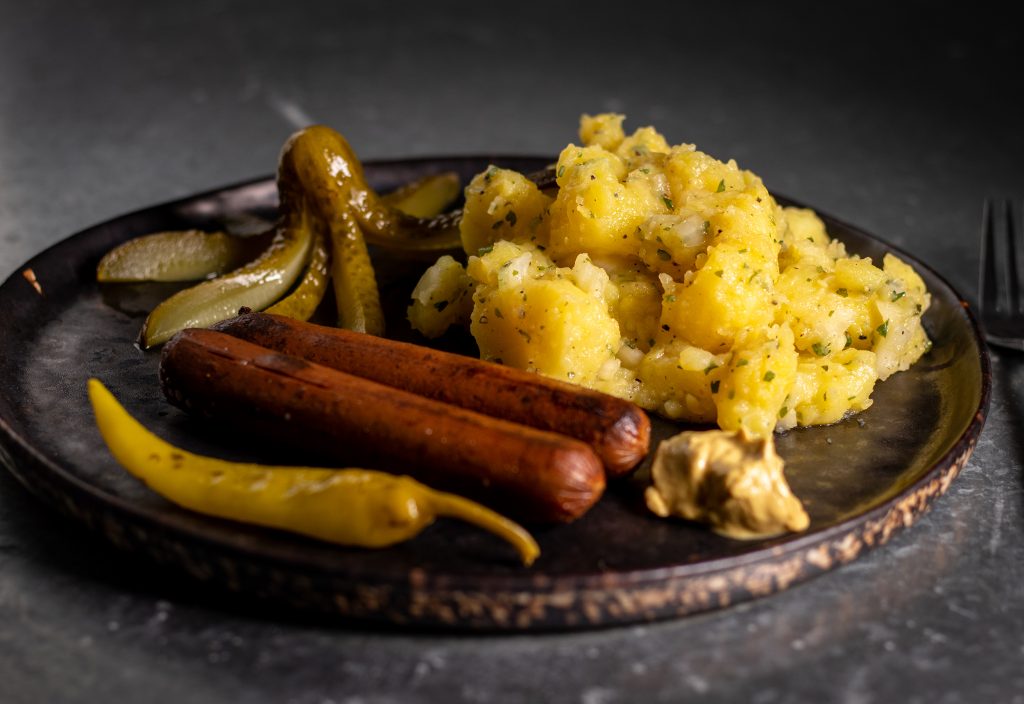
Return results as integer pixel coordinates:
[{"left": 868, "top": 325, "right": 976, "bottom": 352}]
[
  {"left": 211, "top": 311, "right": 650, "bottom": 476},
  {"left": 159, "top": 328, "right": 605, "bottom": 523}
]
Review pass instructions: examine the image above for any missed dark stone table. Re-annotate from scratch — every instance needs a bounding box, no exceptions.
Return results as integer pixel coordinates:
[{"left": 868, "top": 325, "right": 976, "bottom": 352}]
[{"left": 1, "top": 2, "right": 1021, "bottom": 701}]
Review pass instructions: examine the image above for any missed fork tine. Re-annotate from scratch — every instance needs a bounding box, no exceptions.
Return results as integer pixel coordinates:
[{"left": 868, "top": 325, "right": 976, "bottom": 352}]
[
  {"left": 980, "top": 198, "right": 1001, "bottom": 314},
  {"left": 1007, "top": 199, "right": 1021, "bottom": 313},
  {"left": 979, "top": 198, "right": 1024, "bottom": 350}
]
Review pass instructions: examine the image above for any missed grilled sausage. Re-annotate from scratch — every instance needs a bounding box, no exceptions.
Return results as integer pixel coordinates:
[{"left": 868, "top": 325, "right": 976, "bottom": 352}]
[
  {"left": 212, "top": 312, "right": 650, "bottom": 476},
  {"left": 159, "top": 328, "right": 605, "bottom": 523}
]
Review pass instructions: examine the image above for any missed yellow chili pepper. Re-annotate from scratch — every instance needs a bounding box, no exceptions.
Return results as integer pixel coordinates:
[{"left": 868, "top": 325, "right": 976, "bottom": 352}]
[{"left": 88, "top": 379, "right": 539, "bottom": 565}]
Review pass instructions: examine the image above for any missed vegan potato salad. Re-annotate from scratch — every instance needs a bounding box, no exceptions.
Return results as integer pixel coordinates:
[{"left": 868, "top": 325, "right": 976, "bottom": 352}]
[{"left": 409, "top": 113, "right": 931, "bottom": 438}]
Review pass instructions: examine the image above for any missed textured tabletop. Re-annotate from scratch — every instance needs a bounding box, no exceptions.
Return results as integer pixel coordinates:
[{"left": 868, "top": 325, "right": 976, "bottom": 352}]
[{"left": 1, "top": 2, "right": 1022, "bottom": 702}]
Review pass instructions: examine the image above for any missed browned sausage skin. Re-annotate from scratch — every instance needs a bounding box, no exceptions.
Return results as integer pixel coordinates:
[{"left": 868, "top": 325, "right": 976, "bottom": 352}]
[
  {"left": 159, "top": 328, "right": 605, "bottom": 523},
  {"left": 212, "top": 312, "right": 650, "bottom": 476}
]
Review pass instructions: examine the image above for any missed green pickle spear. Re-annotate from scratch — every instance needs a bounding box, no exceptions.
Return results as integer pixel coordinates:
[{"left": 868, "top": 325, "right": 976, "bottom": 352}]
[
  {"left": 88, "top": 379, "right": 539, "bottom": 565},
  {"left": 97, "top": 229, "right": 274, "bottom": 282},
  {"left": 278, "top": 127, "right": 387, "bottom": 335},
  {"left": 328, "top": 210, "right": 385, "bottom": 334},
  {"left": 140, "top": 221, "right": 313, "bottom": 347},
  {"left": 264, "top": 215, "right": 330, "bottom": 322},
  {"left": 100, "top": 172, "right": 457, "bottom": 285},
  {"left": 106, "top": 124, "right": 471, "bottom": 345},
  {"left": 283, "top": 126, "right": 463, "bottom": 254},
  {"left": 368, "top": 171, "right": 463, "bottom": 251},
  {"left": 381, "top": 171, "right": 461, "bottom": 218}
]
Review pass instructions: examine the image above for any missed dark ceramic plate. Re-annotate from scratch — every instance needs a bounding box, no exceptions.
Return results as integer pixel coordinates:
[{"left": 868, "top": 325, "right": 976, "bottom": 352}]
[{"left": 0, "top": 157, "right": 990, "bottom": 631}]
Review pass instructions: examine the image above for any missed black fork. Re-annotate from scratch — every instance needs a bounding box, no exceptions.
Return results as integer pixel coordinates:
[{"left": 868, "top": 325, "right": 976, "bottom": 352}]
[{"left": 979, "top": 199, "right": 1024, "bottom": 351}]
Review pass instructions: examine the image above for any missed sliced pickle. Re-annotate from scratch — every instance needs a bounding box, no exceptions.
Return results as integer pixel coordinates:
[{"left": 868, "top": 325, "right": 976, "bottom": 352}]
[
  {"left": 278, "top": 127, "right": 385, "bottom": 334},
  {"left": 381, "top": 171, "right": 461, "bottom": 219},
  {"left": 264, "top": 216, "right": 330, "bottom": 321},
  {"left": 282, "top": 126, "right": 463, "bottom": 254},
  {"left": 97, "top": 229, "right": 274, "bottom": 283},
  {"left": 140, "top": 222, "right": 312, "bottom": 347},
  {"left": 329, "top": 210, "right": 385, "bottom": 335},
  {"left": 125, "top": 126, "right": 464, "bottom": 345},
  {"left": 361, "top": 210, "right": 463, "bottom": 252},
  {"left": 366, "top": 171, "right": 463, "bottom": 251}
]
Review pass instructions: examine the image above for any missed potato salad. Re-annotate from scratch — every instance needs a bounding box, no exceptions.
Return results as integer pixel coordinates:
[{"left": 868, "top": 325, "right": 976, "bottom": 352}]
[{"left": 408, "top": 114, "right": 931, "bottom": 436}]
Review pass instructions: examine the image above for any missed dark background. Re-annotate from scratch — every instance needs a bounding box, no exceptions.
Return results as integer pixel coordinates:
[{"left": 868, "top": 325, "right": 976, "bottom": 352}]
[{"left": 2, "top": 1, "right": 1022, "bottom": 702}]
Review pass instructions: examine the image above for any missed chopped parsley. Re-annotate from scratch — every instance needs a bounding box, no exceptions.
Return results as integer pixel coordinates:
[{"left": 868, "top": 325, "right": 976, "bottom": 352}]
[
  {"left": 433, "top": 300, "right": 449, "bottom": 312},
  {"left": 763, "top": 370, "right": 776, "bottom": 382},
  {"left": 812, "top": 342, "right": 830, "bottom": 357},
  {"left": 656, "top": 248, "right": 671, "bottom": 261},
  {"left": 505, "top": 210, "right": 517, "bottom": 226},
  {"left": 876, "top": 320, "right": 890, "bottom": 337},
  {"left": 557, "top": 165, "right": 566, "bottom": 178},
  {"left": 836, "top": 287, "right": 849, "bottom": 297},
  {"left": 716, "top": 179, "right": 725, "bottom": 193},
  {"left": 710, "top": 380, "right": 720, "bottom": 394},
  {"left": 662, "top": 195, "right": 675, "bottom": 211},
  {"left": 891, "top": 291, "right": 905, "bottom": 302}
]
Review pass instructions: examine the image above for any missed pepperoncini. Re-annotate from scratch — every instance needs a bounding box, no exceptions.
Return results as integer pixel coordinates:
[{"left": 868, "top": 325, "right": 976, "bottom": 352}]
[{"left": 88, "top": 379, "right": 539, "bottom": 565}]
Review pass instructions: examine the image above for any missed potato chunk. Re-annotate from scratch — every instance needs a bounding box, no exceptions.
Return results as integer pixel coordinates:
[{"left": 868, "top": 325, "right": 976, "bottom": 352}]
[
  {"left": 467, "top": 243, "right": 622, "bottom": 387},
  {"left": 460, "top": 167, "right": 553, "bottom": 256},
  {"left": 407, "top": 255, "right": 474, "bottom": 339}
]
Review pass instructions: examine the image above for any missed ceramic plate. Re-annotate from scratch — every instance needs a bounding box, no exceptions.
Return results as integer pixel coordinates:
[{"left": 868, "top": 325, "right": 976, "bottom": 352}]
[{"left": 0, "top": 157, "right": 991, "bottom": 630}]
